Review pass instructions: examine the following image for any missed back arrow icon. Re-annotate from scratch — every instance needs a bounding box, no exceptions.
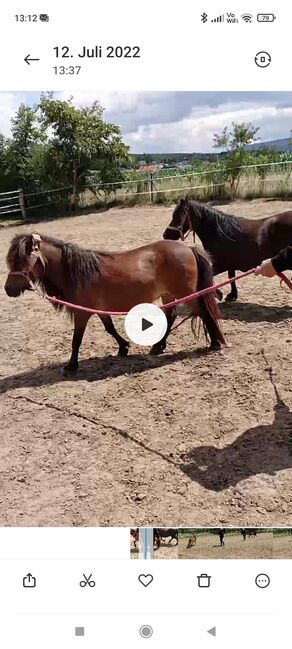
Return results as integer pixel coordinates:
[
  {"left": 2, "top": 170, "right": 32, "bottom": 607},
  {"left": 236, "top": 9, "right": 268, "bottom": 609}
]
[{"left": 24, "top": 54, "right": 40, "bottom": 65}]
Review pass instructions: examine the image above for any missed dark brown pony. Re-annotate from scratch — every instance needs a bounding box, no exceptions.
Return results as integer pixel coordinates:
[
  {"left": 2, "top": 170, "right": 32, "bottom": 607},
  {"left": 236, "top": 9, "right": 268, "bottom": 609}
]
[
  {"left": 5, "top": 232, "right": 225, "bottom": 372},
  {"left": 163, "top": 196, "right": 292, "bottom": 301},
  {"left": 159, "top": 528, "right": 178, "bottom": 545},
  {"left": 153, "top": 528, "right": 178, "bottom": 549}
]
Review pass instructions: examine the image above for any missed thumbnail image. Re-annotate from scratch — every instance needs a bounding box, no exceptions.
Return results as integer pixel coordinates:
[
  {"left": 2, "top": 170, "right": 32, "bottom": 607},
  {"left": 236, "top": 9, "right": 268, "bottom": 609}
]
[
  {"left": 178, "top": 528, "right": 292, "bottom": 559},
  {"left": 1, "top": 91, "right": 292, "bottom": 527},
  {"left": 178, "top": 528, "right": 273, "bottom": 559},
  {"left": 130, "top": 527, "right": 292, "bottom": 559},
  {"left": 130, "top": 528, "right": 178, "bottom": 559}
]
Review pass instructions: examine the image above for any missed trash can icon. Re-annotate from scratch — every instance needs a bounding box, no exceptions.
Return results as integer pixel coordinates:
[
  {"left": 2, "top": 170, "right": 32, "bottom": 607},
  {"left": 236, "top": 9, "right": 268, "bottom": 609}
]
[{"left": 197, "top": 573, "right": 211, "bottom": 588}]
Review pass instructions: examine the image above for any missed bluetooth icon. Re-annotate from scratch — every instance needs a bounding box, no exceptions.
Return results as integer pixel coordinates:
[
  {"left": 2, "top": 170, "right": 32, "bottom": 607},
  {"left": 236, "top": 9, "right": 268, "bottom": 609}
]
[{"left": 201, "top": 12, "right": 208, "bottom": 22}]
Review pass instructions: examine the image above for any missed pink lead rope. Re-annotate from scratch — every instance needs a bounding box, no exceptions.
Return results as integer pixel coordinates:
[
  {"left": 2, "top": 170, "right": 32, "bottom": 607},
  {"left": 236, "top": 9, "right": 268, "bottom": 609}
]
[{"left": 43, "top": 268, "right": 292, "bottom": 317}]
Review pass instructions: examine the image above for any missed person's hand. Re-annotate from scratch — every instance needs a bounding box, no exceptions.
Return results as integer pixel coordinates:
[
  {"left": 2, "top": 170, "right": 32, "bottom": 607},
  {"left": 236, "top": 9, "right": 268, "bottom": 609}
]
[{"left": 254, "top": 259, "right": 276, "bottom": 277}]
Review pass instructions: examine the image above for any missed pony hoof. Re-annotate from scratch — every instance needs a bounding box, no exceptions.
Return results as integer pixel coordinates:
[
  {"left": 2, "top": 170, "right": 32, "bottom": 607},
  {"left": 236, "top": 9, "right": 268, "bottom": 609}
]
[
  {"left": 225, "top": 294, "right": 237, "bottom": 302},
  {"left": 63, "top": 364, "right": 78, "bottom": 374},
  {"left": 149, "top": 346, "right": 164, "bottom": 356},
  {"left": 118, "top": 346, "right": 129, "bottom": 357},
  {"left": 209, "top": 342, "right": 223, "bottom": 351},
  {"left": 216, "top": 289, "right": 223, "bottom": 301}
]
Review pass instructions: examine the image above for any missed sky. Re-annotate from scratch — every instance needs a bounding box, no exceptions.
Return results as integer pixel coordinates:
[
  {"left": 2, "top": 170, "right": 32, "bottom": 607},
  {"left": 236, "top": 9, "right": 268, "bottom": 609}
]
[{"left": 1, "top": 91, "right": 292, "bottom": 153}]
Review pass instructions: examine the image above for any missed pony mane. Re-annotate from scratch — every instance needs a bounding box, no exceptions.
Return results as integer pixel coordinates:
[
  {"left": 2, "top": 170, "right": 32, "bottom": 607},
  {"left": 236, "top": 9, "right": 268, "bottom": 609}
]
[{"left": 186, "top": 198, "right": 245, "bottom": 241}]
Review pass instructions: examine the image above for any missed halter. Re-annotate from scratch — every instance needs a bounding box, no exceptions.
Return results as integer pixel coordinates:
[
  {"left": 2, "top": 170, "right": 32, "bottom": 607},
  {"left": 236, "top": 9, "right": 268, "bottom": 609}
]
[
  {"left": 167, "top": 207, "right": 193, "bottom": 241},
  {"left": 7, "top": 233, "right": 46, "bottom": 290}
]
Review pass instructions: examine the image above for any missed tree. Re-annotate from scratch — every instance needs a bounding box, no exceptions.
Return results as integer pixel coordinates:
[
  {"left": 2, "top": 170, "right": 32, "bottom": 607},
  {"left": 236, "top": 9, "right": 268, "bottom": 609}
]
[
  {"left": 38, "top": 94, "right": 131, "bottom": 205},
  {"left": 0, "top": 132, "right": 11, "bottom": 193},
  {"left": 6, "top": 104, "right": 45, "bottom": 189},
  {"left": 213, "top": 122, "right": 260, "bottom": 196},
  {"left": 213, "top": 122, "right": 260, "bottom": 151}
]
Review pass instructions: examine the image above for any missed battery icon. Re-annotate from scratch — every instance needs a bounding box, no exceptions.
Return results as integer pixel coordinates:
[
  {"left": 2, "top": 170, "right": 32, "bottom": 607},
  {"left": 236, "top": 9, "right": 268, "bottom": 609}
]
[{"left": 257, "top": 13, "right": 276, "bottom": 22}]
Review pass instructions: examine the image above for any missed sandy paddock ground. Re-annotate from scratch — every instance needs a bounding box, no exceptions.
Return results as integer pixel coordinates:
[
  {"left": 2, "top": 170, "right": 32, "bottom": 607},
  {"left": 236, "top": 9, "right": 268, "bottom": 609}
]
[{"left": 0, "top": 198, "right": 292, "bottom": 526}]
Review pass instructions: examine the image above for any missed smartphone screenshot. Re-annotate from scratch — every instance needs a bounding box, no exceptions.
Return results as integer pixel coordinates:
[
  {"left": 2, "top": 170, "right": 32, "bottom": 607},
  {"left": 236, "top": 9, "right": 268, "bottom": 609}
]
[{"left": 0, "top": 0, "right": 291, "bottom": 646}]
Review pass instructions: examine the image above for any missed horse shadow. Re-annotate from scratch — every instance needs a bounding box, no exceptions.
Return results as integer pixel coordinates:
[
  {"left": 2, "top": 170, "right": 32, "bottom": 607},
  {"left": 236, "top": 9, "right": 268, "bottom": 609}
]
[
  {"left": 220, "top": 301, "right": 292, "bottom": 323},
  {"left": 212, "top": 544, "right": 224, "bottom": 548},
  {"left": 0, "top": 347, "right": 217, "bottom": 394},
  {"left": 180, "top": 397, "right": 292, "bottom": 491}
]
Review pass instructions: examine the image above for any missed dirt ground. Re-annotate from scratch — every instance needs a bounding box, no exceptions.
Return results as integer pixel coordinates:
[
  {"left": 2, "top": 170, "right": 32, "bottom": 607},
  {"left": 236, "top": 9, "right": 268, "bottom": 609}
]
[
  {"left": 1, "top": 198, "right": 292, "bottom": 527},
  {"left": 178, "top": 532, "right": 273, "bottom": 559}
]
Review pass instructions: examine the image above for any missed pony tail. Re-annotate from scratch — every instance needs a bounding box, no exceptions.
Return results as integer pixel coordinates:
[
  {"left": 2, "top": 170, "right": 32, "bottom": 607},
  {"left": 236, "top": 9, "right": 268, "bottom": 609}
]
[{"left": 191, "top": 246, "right": 225, "bottom": 345}]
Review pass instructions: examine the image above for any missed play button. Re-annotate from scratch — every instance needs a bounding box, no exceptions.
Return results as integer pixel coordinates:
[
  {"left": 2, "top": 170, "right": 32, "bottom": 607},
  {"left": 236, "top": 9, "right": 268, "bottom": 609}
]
[
  {"left": 142, "top": 318, "right": 153, "bottom": 332},
  {"left": 125, "top": 303, "right": 168, "bottom": 346}
]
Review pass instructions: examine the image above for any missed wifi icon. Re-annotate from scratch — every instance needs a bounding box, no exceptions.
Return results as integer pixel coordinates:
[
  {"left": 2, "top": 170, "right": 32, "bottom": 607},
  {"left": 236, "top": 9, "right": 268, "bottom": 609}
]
[{"left": 241, "top": 13, "right": 253, "bottom": 22}]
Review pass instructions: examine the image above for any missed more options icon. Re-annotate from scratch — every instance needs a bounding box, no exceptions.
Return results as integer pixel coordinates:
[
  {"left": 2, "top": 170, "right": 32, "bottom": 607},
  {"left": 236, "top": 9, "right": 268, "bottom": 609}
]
[{"left": 255, "top": 573, "right": 270, "bottom": 588}]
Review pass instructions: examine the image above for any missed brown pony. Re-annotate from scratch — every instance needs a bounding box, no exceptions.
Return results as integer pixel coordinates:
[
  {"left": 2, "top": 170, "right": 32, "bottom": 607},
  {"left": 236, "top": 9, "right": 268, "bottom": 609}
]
[
  {"left": 4, "top": 232, "right": 225, "bottom": 372},
  {"left": 163, "top": 196, "right": 292, "bottom": 301},
  {"left": 187, "top": 535, "right": 197, "bottom": 549},
  {"left": 130, "top": 528, "right": 139, "bottom": 548}
]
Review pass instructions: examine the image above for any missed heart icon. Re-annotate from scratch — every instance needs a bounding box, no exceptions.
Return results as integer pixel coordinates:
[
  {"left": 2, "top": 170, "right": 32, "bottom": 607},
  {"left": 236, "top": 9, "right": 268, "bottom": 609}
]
[{"left": 138, "top": 574, "right": 154, "bottom": 587}]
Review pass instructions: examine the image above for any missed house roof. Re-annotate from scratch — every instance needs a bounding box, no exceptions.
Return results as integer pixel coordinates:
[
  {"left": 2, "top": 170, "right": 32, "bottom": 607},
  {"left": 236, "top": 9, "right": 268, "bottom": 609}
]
[{"left": 137, "top": 164, "right": 159, "bottom": 173}]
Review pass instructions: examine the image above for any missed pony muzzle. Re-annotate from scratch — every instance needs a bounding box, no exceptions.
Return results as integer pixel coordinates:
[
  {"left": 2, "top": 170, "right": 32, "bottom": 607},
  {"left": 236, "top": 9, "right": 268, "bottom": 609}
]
[
  {"left": 4, "top": 271, "right": 35, "bottom": 297},
  {"left": 163, "top": 226, "right": 181, "bottom": 240}
]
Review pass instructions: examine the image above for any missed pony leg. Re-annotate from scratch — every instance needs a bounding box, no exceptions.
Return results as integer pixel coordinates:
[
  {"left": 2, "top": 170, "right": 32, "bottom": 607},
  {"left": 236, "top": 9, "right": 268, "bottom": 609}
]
[
  {"left": 216, "top": 289, "right": 223, "bottom": 301},
  {"left": 98, "top": 314, "right": 129, "bottom": 356},
  {"left": 198, "top": 302, "right": 224, "bottom": 350},
  {"left": 65, "top": 312, "right": 91, "bottom": 372},
  {"left": 149, "top": 302, "right": 177, "bottom": 355},
  {"left": 225, "top": 269, "right": 238, "bottom": 301}
]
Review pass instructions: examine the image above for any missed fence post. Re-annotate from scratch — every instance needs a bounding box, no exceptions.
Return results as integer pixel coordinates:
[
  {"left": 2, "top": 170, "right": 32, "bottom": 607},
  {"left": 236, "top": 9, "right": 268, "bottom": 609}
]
[
  {"left": 18, "top": 188, "right": 27, "bottom": 221},
  {"left": 149, "top": 172, "right": 155, "bottom": 203}
]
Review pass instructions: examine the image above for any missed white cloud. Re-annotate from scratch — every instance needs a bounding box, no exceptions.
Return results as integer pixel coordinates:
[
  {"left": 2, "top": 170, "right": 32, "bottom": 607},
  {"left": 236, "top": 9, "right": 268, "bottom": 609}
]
[
  {"left": 125, "top": 103, "right": 292, "bottom": 152},
  {"left": 58, "top": 90, "right": 141, "bottom": 112},
  {"left": 2, "top": 92, "right": 292, "bottom": 153},
  {"left": 57, "top": 92, "right": 292, "bottom": 152}
]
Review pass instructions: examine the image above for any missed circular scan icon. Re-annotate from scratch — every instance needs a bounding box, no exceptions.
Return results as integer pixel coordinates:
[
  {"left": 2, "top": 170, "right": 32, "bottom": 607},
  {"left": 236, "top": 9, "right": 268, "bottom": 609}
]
[
  {"left": 125, "top": 303, "right": 167, "bottom": 346},
  {"left": 254, "top": 51, "right": 271, "bottom": 68},
  {"left": 139, "top": 625, "right": 153, "bottom": 638},
  {"left": 255, "top": 573, "right": 270, "bottom": 588}
]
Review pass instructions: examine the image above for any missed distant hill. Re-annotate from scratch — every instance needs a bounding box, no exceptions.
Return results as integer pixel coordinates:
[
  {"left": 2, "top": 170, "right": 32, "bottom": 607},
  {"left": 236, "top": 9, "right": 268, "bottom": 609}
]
[{"left": 248, "top": 138, "right": 292, "bottom": 152}]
